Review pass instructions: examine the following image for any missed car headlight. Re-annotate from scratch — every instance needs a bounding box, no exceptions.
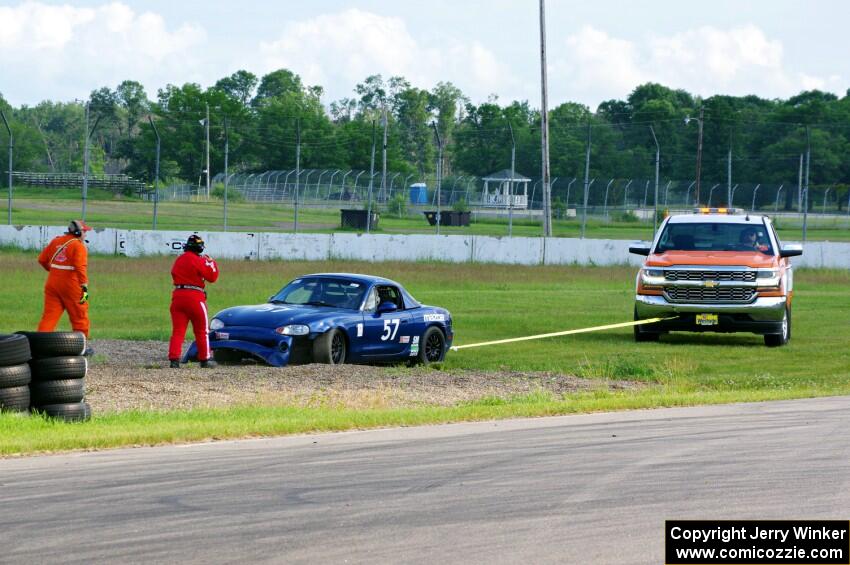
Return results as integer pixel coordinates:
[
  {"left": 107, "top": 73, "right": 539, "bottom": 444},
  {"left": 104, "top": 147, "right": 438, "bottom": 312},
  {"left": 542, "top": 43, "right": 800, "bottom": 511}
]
[
  {"left": 210, "top": 318, "right": 225, "bottom": 330},
  {"left": 275, "top": 324, "right": 310, "bottom": 336}
]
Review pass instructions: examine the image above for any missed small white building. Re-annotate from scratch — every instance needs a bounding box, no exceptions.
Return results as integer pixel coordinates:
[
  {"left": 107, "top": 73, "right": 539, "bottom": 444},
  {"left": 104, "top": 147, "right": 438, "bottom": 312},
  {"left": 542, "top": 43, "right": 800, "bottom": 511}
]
[{"left": 481, "top": 169, "right": 530, "bottom": 209}]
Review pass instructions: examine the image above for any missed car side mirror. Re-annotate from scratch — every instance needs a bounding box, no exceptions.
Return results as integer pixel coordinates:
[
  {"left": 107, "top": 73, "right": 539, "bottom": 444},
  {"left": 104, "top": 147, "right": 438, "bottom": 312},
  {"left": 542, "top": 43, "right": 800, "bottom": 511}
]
[
  {"left": 377, "top": 302, "right": 398, "bottom": 314},
  {"left": 779, "top": 243, "right": 803, "bottom": 258},
  {"left": 629, "top": 244, "right": 651, "bottom": 256}
]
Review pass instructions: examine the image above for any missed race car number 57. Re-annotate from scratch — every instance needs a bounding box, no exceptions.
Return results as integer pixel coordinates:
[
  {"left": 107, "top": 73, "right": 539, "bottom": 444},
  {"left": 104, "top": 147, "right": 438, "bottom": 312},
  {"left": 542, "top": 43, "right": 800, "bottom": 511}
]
[{"left": 382, "top": 319, "right": 400, "bottom": 341}]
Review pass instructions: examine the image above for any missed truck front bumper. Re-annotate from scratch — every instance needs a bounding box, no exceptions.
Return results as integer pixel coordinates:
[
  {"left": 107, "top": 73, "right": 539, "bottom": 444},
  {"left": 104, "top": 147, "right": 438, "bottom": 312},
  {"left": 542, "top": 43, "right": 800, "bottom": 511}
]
[{"left": 635, "top": 295, "right": 787, "bottom": 334}]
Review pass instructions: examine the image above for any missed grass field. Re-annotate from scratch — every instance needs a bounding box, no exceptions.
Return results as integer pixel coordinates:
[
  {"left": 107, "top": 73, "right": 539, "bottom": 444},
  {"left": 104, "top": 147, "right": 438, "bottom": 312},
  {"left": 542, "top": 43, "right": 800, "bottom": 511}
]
[
  {"left": 3, "top": 189, "right": 850, "bottom": 241},
  {"left": 1, "top": 250, "right": 848, "bottom": 454}
]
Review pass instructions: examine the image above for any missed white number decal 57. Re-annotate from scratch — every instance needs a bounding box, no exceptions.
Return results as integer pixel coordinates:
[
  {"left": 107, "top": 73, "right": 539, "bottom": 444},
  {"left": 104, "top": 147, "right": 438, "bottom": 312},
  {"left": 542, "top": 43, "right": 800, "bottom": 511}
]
[{"left": 381, "top": 319, "right": 400, "bottom": 341}]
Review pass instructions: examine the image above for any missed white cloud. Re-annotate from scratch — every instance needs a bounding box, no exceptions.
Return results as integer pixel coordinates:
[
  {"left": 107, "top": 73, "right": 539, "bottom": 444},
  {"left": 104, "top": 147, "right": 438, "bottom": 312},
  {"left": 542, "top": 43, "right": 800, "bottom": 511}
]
[
  {"left": 552, "top": 24, "right": 843, "bottom": 107},
  {"left": 259, "top": 9, "right": 514, "bottom": 102},
  {"left": 0, "top": 1, "right": 206, "bottom": 104}
]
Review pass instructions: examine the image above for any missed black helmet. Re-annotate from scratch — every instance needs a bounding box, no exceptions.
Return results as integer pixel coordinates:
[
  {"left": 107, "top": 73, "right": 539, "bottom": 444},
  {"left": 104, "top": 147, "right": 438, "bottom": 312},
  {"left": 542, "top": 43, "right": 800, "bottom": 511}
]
[{"left": 183, "top": 234, "right": 205, "bottom": 254}]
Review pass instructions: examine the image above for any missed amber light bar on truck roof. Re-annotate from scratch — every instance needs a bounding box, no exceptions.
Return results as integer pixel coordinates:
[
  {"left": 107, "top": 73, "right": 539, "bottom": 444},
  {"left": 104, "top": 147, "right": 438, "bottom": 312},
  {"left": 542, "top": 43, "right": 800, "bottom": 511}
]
[{"left": 692, "top": 207, "right": 742, "bottom": 214}]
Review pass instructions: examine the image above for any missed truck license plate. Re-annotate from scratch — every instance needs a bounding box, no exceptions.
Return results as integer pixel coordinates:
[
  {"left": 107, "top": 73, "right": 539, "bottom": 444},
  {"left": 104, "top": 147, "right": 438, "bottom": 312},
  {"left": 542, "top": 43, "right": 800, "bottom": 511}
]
[{"left": 695, "top": 314, "right": 718, "bottom": 326}]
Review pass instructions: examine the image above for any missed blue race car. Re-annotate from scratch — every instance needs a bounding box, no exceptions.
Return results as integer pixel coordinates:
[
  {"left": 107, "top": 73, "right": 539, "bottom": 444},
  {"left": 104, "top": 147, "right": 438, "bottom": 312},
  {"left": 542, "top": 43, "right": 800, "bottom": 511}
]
[{"left": 184, "top": 273, "right": 453, "bottom": 367}]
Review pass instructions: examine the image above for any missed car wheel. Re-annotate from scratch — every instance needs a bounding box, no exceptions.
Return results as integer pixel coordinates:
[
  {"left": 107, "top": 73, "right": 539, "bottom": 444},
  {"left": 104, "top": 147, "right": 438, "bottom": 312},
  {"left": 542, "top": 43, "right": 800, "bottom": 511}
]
[
  {"left": 764, "top": 305, "right": 791, "bottom": 347},
  {"left": 213, "top": 349, "right": 244, "bottom": 365},
  {"left": 312, "top": 329, "right": 347, "bottom": 365},
  {"left": 633, "top": 307, "right": 660, "bottom": 342},
  {"left": 417, "top": 327, "right": 446, "bottom": 365}
]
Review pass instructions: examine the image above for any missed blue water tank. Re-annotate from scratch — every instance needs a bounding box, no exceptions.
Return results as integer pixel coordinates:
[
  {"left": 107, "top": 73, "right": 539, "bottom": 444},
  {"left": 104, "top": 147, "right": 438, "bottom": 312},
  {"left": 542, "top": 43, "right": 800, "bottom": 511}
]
[{"left": 409, "top": 183, "right": 428, "bottom": 204}]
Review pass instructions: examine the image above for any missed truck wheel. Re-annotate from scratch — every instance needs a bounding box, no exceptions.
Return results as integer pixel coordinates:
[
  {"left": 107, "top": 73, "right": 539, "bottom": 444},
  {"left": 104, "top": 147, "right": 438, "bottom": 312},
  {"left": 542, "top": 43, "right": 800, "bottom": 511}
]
[
  {"left": 312, "top": 329, "right": 347, "bottom": 365},
  {"left": 764, "top": 305, "right": 791, "bottom": 347},
  {"left": 633, "top": 308, "right": 660, "bottom": 342}
]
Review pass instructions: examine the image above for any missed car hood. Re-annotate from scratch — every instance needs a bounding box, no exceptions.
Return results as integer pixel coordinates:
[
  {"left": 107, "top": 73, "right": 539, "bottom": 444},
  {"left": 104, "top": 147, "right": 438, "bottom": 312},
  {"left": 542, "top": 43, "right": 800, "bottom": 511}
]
[
  {"left": 646, "top": 251, "right": 778, "bottom": 268},
  {"left": 213, "top": 303, "right": 356, "bottom": 329}
]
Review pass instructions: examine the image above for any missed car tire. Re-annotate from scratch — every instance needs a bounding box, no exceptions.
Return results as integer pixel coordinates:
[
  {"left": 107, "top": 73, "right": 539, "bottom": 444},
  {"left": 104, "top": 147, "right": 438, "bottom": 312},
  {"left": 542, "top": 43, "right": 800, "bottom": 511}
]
[
  {"left": 16, "top": 331, "right": 86, "bottom": 358},
  {"left": 312, "top": 329, "right": 347, "bottom": 365},
  {"left": 764, "top": 305, "right": 791, "bottom": 347},
  {"left": 30, "top": 378, "right": 85, "bottom": 405},
  {"left": 213, "top": 349, "right": 245, "bottom": 365},
  {"left": 0, "top": 385, "right": 31, "bottom": 412},
  {"left": 633, "top": 308, "right": 661, "bottom": 342},
  {"left": 35, "top": 402, "right": 92, "bottom": 422},
  {"left": 0, "top": 363, "right": 32, "bottom": 388},
  {"left": 0, "top": 334, "right": 32, "bottom": 366},
  {"left": 29, "top": 356, "right": 88, "bottom": 381},
  {"left": 417, "top": 326, "right": 446, "bottom": 365}
]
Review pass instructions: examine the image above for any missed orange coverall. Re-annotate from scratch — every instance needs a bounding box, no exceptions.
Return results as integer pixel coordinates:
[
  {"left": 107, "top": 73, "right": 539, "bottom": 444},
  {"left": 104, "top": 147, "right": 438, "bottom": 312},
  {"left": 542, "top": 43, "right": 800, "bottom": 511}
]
[{"left": 37, "top": 234, "right": 90, "bottom": 337}]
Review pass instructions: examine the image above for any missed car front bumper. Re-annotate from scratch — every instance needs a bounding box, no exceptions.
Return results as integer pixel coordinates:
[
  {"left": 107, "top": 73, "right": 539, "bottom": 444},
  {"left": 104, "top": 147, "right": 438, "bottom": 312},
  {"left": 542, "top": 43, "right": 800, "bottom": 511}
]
[
  {"left": 635, "top": 294, "right": 787, "bottom": 334},
  {"left": 182, "top": 327, "right": 313, "bottom": 367}
]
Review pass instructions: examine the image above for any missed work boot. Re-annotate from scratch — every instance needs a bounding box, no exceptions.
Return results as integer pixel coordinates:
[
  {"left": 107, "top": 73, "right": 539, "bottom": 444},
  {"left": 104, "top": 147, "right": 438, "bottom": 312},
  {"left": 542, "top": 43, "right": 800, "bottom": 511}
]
[
  {"left": 199, "top": 359, "right": 218, "bottom": 368},
  {"left": 169, "top": 360, "right": 180, "bottom": 369},
  {"left": 83, "top": 347, "right": 95, "bottom": 357}
]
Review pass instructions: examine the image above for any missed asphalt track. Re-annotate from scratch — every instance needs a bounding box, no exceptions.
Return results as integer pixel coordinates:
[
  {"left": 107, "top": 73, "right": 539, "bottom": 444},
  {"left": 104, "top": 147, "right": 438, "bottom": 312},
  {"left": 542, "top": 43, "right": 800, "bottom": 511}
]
[{"left": 1, "top": 396, "right": 848, "bottom": 564}]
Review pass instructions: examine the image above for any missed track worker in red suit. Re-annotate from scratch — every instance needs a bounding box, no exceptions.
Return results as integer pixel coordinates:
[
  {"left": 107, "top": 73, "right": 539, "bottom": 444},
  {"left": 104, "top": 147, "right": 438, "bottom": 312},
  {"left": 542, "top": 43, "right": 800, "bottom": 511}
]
[
  {"left": 168, "top": 234, "right": 220, "bottom": 368},
  {"left": 37, "top": 220, "right": 92, "bottom": 346}
]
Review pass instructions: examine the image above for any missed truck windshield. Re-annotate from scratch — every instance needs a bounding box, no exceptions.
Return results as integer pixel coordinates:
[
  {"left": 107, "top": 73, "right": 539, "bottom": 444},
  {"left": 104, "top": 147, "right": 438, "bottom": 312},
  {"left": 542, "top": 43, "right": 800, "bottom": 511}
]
[{"left": 655, "top": 222, "right": 774, "bottom": 254}]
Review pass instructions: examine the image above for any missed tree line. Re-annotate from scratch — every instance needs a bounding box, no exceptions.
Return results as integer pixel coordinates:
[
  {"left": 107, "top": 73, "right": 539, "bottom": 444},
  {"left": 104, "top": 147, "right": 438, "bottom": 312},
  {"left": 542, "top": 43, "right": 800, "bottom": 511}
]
[{"left": 1, "top": 69, "right": 849, "bottom": 202}]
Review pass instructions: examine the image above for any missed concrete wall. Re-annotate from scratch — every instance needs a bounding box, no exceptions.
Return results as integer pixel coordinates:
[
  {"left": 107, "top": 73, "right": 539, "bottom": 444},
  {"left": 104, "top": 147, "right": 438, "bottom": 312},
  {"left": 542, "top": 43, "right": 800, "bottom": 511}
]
[{"left": 1, "top": 224, "right": 848, "bottom": 269}]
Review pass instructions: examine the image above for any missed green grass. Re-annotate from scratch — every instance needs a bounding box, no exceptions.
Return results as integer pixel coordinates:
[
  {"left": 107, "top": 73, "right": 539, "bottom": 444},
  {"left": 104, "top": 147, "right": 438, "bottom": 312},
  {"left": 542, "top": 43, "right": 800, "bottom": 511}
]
[
  {"left": 3, "top": 191, "right": 849, "bottom": 241},
  {"left": 1, "top": 251, "right": 849, "bottom": 455}
]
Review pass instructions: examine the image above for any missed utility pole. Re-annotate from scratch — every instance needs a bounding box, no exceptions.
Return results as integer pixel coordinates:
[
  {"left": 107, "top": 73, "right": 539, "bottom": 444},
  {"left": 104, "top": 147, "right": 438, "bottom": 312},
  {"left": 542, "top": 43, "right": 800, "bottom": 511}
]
[
  {"left": 294, "top": 118, "right": 301, "bottom": 233},
  {"left": 650, "top": 125, "right": 660, "bottom": 234},
  {"left": 803, "top": 126, "right": 810, "bottom": 242},
  {"left": 381, "top": 105, "right": 388, "bottom": 203},
  {"left": 204, "top": 103, "right": 210, "bottom": 200},
  {"left": 0, "top": 109, "right": 12, "bottom": 225},
  {"left": 223, "top": 117, "right": 229, "bottom": 232},
  {"left": 367, "top": 120, "right": 376, "bottom": 233},
  {"left": 580, "top": 121, "right": 591, "bottom": 238},
  {"left": 727, "top": 132, "right": 733, "bottom": 207},
  {"left": 432, "top": 122, "right": 443, "bottom": 235},
  {"left": 539, "top": 0, "right": 552, "bottom": 236},
  {"left": 508, "top": 123, "right": 516, "bottom": 237},
  {"left": 81, "top": 104, "right": 100, "bottom": 222},
  {"left": 148, "top": 116, "right": 161, "bottom": 230}
]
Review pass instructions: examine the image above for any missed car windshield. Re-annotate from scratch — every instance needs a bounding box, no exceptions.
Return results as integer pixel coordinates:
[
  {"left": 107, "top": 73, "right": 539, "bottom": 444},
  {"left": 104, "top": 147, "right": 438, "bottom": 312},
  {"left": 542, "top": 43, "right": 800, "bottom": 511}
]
[
  {"left": 655, "top": 222, "right": 774, "bottom": 254},
  {"left": 270, "top": 277, "right": 368, "bottom": 310}
]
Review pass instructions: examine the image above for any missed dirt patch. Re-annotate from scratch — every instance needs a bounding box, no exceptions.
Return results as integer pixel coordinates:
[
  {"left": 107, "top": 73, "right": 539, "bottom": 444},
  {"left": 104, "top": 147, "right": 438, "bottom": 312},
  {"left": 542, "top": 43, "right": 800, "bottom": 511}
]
[{"left": 84, "top": 340, "right": 642, "bottom": 414}]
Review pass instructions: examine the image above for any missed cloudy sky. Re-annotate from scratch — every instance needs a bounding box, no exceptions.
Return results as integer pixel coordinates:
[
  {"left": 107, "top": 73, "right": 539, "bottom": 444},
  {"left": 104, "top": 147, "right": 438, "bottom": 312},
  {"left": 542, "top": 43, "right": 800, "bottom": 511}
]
[{"left": 1, "top": 0, "right": 847, "bottom": 108}]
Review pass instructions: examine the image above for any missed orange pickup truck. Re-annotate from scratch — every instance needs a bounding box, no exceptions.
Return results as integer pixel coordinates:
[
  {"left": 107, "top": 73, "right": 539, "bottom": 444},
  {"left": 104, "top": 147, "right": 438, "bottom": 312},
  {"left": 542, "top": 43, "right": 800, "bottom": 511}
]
[{"left": 629, "top": 209, "right": 803, "bottom": 347}]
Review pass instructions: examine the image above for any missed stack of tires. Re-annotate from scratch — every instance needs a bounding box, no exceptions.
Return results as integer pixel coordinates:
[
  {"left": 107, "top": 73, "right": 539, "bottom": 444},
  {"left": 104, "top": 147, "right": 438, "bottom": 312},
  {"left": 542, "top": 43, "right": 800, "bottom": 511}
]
[
  {"left": 0, "top": 334, "right": 33, "bottom": 414},
  {"left": 19, "top": 332, "right": 91, "bottom": 422}
]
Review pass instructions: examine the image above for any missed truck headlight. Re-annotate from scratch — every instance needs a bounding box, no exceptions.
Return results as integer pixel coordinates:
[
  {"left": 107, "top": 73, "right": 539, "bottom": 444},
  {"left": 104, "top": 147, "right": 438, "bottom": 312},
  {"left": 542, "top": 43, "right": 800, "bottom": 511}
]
[
  {"left": 756, "top": 270, "right": 777, "bottom": 279},
  {"left": 276, "top": 324, "right": 310, "bottom": 336},
  {"left": 640, "top": 268, "right": 665, "bottom": 288},
  {"left": 210, "top": 318, "right": 225, "bottom": 330},
  {"left": 643, "top": 268, "right": 664, "bottom": 278}
]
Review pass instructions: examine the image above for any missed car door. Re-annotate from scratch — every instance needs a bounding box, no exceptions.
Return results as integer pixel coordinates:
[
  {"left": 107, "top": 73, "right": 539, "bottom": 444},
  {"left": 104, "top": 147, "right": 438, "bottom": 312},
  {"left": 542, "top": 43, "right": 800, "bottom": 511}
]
[{"left": 360, "top": 285, "right": 411, "bottom": 357}]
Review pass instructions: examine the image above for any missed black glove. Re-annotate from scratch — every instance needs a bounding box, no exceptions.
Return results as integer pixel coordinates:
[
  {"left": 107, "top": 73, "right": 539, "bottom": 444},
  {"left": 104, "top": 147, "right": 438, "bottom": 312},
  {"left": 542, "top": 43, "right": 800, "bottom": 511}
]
[{"left": 80, "top": 284, "right": 89, "bottom": 305}]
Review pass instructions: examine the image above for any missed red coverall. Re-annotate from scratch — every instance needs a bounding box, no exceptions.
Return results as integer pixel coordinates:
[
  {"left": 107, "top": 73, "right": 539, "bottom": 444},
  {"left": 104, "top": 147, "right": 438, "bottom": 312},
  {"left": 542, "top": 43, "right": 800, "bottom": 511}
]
[
  {"left": 37, "top": 234, "right": 90, "bottom": 337},
  {"left": 168, "top": 252, "right": 219, "bottom": 362}
]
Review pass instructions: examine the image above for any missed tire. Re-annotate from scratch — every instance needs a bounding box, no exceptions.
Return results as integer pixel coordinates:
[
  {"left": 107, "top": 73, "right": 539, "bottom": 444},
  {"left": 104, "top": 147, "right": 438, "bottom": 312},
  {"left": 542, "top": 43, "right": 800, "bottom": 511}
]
[
  {"left": 212, "top": 349, "right": 245, "bottom": 365},
  {"left": 633, "top": 307, "right": 661, "bottom": 342},
  {"left": 0, "top": 385, "right": 31, "bottom": 412},
  {"left": 0, "top": 334, "right": 31, "bottom": 366},
  {"left": 29, "top": 356, "right": 87, "bottom": 381},
  {"left": 312, "top": 329, "right": 347, "bottom": 365},
  {"left": 416, "top": 326, "right": 446, "bottom": 365},
  {"left": 0, "top": 363, "right": 31, "bottom": 388},
  {"left": 764, "top": 305, "right": 791, "bottom": 347},
  {"left": 35, "top": 402, "right": 91, "bottom": 423},
  {"left": 30, "top": 378, "right": 85, "bottom": 405},
  {"left": 16, "top": 331, "right": 86, "bottom": 358}
]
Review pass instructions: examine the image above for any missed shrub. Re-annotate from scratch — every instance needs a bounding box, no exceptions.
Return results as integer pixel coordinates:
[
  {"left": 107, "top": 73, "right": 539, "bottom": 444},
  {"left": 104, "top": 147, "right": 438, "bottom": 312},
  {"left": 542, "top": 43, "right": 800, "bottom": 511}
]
[
  {"left": 619, "top": 210, "right": 640, "bottom": 223},
  {"left": 387, "top": 192, "right": 408, "bottom": 218},
  {"left": 211, "top": 182, "right": 244, "bottom": 202},
  {"left": 452, "top": 197, "right": 469, "bottom": 213},
  {"left": 552, "top": 197, "right": 567, "bottom": 219}
]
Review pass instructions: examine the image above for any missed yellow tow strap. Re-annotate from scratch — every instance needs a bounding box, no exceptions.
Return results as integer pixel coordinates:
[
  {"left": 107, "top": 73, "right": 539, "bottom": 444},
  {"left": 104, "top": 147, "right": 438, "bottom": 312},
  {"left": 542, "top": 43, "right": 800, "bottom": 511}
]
[{"left": 450, "top": 317, "right": 676, "bottom": 351}]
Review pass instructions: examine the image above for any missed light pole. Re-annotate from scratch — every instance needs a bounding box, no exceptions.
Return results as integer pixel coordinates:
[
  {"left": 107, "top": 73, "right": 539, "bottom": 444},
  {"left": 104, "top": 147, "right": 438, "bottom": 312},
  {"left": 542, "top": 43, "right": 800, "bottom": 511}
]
[
  {"left": 649, "top": 125, "right": 660, "bottom": 233},
  {"left": 685, "top": 107, "right": 704, "bottom": 204},
  {"left": 538, "top": 0, "right": 552, "bottom": 236},
  {"left": 1, "top": 109, "right": 13, "bottom": 225}
]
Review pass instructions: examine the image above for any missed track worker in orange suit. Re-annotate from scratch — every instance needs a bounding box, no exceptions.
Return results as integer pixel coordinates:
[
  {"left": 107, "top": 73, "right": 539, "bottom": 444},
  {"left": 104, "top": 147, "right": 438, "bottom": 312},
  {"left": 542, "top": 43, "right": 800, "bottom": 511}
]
[
  {"left": 37, "top": 220, "right": 93, "bottom": 351},
  {"left": 168, "top": 234, "right": 219, "bottom": 368}
]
